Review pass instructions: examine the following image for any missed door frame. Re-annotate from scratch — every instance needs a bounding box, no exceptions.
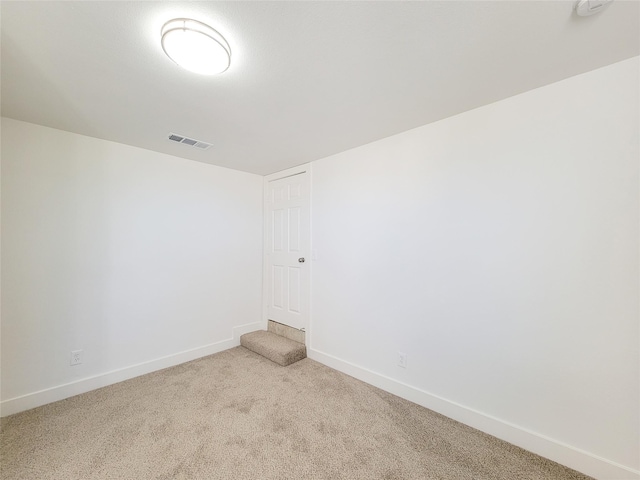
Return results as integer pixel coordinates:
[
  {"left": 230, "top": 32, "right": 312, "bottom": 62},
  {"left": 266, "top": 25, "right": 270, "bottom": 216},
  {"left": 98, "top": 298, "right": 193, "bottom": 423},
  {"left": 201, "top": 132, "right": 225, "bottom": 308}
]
[{"left": 262, "top": 163, "right": 312, "bottom": 341}]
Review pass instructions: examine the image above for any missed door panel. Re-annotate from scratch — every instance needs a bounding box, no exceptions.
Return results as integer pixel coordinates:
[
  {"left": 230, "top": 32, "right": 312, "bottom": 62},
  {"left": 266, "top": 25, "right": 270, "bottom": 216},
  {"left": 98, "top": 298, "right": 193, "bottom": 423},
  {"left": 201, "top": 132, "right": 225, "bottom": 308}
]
[
  {"left": 272, "top": 265, "right": 284, "bottom": 309},
  {"left": 272, "top": 209, "right": 284, "bottom": 251},
  {"left": 266, "top": 171, "right": 310, "bottom": 331},
  {"left": 289, "top": 207, "right": 301, "bottom": 251}
]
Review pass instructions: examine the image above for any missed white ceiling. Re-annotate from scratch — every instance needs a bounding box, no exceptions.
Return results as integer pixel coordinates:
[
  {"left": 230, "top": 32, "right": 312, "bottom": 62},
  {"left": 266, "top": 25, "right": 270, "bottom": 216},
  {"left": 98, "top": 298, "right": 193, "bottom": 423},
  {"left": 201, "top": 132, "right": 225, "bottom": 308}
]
[{"left": 1, "top": 1, "right": 638, "bottom": 176}]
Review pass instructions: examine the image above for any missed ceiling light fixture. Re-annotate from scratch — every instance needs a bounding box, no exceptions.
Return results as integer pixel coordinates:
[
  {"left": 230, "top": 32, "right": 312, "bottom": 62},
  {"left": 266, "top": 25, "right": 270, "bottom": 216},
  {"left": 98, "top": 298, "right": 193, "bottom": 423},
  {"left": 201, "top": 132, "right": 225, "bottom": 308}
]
[
  {"left": 575, "top": 0, "right": 613, "bottom": 16},
  {"left": 161, "top": 18, "right": 231, "bottom": 75}
]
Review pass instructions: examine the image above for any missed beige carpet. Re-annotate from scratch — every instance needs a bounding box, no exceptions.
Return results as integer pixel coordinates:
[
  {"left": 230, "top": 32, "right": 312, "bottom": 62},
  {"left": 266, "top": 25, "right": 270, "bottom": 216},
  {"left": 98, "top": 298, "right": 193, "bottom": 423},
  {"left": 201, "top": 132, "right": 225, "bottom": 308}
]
[
  {"left": 1, "top": 346, "right": 592, "bottom": 480},
  {"left": 240, "top": 330, "right": 307, "bottom": 366}
]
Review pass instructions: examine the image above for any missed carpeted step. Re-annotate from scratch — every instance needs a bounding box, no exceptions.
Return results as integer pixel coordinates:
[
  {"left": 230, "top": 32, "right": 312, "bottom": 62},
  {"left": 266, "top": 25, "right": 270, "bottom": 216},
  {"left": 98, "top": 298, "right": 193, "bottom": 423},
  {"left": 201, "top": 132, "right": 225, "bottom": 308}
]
[{"left": 240, "top": 330, "right": 306, "bottom": 366}]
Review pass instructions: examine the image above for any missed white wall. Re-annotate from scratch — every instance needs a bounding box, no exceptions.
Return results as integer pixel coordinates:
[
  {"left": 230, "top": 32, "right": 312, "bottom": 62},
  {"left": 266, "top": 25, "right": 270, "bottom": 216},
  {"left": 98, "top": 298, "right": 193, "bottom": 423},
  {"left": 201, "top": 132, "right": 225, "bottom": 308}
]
[
  {"left": 1, "top": 118, "right": 263, "bottom": 413},
  {"left": 1, "top": 58, "right": 637, "bottom": 479},
  {"left": 310, "top": 57, "right": 639, "bottom": 479}
]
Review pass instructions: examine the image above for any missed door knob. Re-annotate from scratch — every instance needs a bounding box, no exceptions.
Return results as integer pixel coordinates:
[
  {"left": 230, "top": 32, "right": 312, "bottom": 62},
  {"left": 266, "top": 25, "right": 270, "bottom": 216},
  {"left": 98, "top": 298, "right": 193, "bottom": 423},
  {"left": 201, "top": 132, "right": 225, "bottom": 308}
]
[{"left": 298, "top": 258, "right": 305, "bottom": 263}]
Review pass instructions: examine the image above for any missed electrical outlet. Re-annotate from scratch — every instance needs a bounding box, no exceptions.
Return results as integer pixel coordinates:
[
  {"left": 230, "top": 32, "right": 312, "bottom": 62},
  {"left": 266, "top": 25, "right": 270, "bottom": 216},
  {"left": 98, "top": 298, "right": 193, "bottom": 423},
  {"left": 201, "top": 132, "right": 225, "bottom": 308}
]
[
  {"left": 70, "top": 350, "right": 83, "bottom": 366},
  {"left": 398, "top": 352, "right": 407, "bottom": 368}
]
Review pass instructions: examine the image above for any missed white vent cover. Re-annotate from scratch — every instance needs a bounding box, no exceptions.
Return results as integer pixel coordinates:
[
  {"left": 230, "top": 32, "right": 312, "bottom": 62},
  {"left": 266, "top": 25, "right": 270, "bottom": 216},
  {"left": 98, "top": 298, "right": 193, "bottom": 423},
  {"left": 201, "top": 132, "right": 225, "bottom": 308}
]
[{"left": 168, "top": 133, "right": 212, "bottom": 150}]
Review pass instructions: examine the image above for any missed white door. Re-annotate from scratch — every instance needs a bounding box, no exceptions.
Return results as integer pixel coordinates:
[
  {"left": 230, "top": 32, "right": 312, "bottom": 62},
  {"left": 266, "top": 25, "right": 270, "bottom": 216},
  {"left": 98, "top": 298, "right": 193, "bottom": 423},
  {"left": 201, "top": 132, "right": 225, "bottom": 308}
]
[{"left": 265, "top": 167, "right": 310, "bottom": 331}]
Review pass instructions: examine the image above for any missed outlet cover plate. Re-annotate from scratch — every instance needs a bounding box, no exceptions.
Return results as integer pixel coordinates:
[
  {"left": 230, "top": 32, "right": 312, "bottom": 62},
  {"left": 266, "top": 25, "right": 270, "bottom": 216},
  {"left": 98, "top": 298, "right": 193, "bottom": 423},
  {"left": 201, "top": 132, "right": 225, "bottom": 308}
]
[
  {"left": 398, "top": 352, "right": 407, "bottom": 368},
  {"left": 70, "top": 350, "right": 83, "bottom": 366}
]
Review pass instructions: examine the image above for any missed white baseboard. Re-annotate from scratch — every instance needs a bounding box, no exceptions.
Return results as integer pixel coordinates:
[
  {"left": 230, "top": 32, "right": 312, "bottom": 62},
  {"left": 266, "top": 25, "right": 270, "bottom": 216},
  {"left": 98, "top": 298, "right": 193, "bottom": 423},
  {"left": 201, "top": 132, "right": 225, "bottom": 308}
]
[
  {"left": 308, "top": 348, "right": 639, "bottom": 480},
  {"left": 0, "top": 322, "right": 262, "bottom": 418},
  {"left": 232, "top": 321, "right": 263, "bottom": 339}
]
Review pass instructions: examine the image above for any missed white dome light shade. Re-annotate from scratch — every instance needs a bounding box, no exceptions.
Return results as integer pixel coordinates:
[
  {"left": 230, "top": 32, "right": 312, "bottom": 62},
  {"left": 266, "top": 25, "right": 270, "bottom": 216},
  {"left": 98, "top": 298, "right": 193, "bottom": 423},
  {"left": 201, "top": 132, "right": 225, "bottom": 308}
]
[{"left": 161, "top": 19, "right": 231, "bottom": 75}]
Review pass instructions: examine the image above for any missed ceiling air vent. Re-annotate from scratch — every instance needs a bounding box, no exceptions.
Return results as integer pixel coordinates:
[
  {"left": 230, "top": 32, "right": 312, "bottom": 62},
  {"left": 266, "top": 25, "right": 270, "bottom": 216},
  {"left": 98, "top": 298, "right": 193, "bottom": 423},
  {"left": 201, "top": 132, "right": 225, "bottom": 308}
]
[{"left": 168, "top": 133, "right": 212, "bottom": 150}]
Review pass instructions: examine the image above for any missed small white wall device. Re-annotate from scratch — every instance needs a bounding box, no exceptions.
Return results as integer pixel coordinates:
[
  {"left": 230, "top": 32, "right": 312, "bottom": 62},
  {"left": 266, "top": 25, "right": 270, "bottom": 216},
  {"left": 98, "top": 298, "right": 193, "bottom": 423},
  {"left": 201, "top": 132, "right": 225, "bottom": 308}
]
[{"left": 575, "top": 0, "right": 613, "bottom": 16}]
